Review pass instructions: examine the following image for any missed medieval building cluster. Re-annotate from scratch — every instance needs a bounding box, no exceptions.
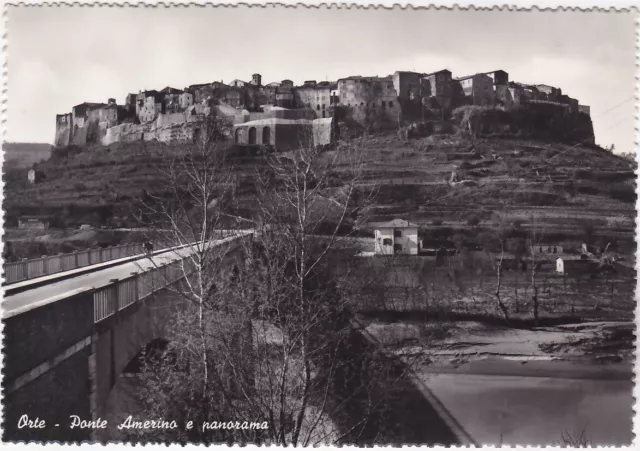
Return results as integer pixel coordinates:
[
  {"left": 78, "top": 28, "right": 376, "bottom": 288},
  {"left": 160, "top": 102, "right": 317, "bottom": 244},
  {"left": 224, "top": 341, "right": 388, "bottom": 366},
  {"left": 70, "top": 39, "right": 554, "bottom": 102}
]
[{"left": 54, "top": 69, "right": 590, "bottom": 150}]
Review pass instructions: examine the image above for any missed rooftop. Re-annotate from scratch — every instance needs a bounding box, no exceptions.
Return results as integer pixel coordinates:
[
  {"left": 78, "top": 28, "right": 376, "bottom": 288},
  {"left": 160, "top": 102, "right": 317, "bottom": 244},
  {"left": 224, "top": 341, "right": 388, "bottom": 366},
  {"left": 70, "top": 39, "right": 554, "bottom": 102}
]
[{"left": 372, "top": 219, "right": 419, "bottom": 229}]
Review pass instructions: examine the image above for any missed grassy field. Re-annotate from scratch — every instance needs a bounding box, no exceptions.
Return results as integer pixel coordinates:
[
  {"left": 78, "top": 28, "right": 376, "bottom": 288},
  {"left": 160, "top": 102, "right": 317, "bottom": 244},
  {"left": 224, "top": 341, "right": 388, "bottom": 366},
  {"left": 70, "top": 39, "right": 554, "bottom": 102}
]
[{"left": 343, "top": 252, "right": 635, "bottom": 325}]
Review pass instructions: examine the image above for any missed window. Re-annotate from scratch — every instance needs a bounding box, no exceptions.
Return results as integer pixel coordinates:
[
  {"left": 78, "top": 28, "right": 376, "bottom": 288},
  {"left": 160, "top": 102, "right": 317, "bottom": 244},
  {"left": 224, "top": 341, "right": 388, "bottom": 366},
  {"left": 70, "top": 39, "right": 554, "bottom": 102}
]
[
  {"left": 394, "top": 230, "right": 402, "bottom": 238},
  {"left": 382, "top": 238, "right": 392, "bottom": 246},
  {"left": 316, "top": 105, "right": 320, "bottom": 110},
  {"left": 389, "top": 101, "right": 393, "bottom": 108},
  {"left": 381, "top": 101, "right": 385, "bottom": 108},
  {"left": 394, "top": 244, "right": 402, "bottom": 253}
]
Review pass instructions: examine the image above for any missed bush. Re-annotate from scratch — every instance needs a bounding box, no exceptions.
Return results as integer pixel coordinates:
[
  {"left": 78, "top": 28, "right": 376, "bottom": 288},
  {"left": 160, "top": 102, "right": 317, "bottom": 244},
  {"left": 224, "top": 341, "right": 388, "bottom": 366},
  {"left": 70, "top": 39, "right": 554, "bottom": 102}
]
[
  {"left": 466, "top": 215, "right": 481, "bottom": 227},
  {"left": 431, "top": 218, "right": 443, "bottom": 226},
  {"left": 607, "top": 183, "right": 636, "bottom": 203}
]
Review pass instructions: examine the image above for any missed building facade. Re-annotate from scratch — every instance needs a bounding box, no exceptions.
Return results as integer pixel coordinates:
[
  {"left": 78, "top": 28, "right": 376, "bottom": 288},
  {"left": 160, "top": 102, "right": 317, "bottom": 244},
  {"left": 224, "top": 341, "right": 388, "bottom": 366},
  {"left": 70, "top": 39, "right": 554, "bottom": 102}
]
[
  {"left": 374, "top": 219, "right": 419, "bottom": 255},
  {"left": 54, "top": 69, "right": 589, "bottom": 149}
]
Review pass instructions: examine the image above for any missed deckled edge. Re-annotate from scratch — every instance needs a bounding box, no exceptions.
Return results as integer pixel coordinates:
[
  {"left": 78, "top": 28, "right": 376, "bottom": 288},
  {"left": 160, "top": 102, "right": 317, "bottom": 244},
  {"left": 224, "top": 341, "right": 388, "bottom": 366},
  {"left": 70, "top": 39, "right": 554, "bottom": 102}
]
[
  {"left": 0, "top": 1, "right": 639, "bottom": 12},
  {"left": 633, "top": 9, "right": 639, "bottom": 451},
  {"left": 1, "top": 0, "right": 8, "bottom": 446},
  {"left": 0, "top": 2, "right": 637, "bottom": 449}
]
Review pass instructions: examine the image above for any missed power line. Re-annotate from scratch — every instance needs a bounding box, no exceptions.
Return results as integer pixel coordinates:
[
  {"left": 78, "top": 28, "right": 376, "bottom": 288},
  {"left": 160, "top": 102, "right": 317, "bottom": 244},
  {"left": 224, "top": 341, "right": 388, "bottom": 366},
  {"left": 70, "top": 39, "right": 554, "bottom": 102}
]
[
  {"left": 599, "top": 116, "right": 633, "bottom": 132},
  {"left": 593, "top": 96, "right": 634, "bottom": 120}
]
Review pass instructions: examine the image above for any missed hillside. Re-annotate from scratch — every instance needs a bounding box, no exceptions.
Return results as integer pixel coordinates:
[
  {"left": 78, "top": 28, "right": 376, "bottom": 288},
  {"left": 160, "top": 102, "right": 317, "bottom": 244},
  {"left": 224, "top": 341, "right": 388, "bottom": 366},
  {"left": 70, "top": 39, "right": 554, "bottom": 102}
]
[
  {"left": 3, "top": 132, "right": 636, "bottom": 253},
  {"left": 3, "top": 142, "right": 53, "bottom": 169}
]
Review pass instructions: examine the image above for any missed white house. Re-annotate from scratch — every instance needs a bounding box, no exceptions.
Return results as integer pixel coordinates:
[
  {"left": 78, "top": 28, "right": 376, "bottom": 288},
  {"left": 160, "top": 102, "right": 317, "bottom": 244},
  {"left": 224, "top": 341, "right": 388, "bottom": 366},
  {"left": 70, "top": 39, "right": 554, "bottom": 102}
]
[
  {"left": 374, "top": 219, "right": 419, "bottom": 255},
  {"left": 556, "top": 257, "right": 564, "bottom": 274}
]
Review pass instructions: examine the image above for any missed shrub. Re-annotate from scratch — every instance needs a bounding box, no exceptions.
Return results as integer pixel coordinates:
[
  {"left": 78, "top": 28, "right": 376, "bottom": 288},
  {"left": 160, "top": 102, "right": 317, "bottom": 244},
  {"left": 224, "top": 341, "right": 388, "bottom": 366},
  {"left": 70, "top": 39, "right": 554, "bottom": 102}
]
[
  {"left": 431, "top": 218, "right": 443, "bottom": 226},
  {"left": 607, "top": 183, "right": 636, "bottom": 203},
  {"left": 466, "top": 215, "right": 481, "bottom": 227}
]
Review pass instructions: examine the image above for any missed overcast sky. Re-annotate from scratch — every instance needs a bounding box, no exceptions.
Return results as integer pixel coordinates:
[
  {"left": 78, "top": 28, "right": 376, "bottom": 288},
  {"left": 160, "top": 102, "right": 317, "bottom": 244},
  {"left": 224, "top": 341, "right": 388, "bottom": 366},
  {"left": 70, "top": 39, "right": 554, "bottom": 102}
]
[{"left": 6, "top": 5, "right": 637, "bottom": 153}]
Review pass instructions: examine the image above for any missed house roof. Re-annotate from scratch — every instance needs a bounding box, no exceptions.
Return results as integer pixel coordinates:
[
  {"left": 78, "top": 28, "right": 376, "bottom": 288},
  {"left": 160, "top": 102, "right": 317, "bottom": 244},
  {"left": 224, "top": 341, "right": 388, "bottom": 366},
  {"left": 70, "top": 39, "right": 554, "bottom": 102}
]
[
  {"left": 455, "top": 72, "right": 494, "bottom": 82},
  {"left": 161, "top": 86, "right": 184, "bottom": 94},
  {"left": 19, "top": 215, "right": 50, "bottom": 220},
  {"left": 338, "top": 75, "right": 392, "bottom": 83},
  {"left": 373, "top": 219, "right": 418, "bottom": 229},
  {"left": 456, "top": 70, "right": 507, "bottom": 82},
  {"left": 422, "top": 69, "right": 452, "bottom": 77}
]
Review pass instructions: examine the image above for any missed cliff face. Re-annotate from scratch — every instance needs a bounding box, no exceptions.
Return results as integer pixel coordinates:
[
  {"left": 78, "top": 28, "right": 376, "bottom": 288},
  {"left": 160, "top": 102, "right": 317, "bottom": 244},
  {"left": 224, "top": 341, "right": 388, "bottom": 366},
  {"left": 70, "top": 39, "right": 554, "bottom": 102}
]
[{"left": 473, "top": 104, "right": 595, "bottom": 145}]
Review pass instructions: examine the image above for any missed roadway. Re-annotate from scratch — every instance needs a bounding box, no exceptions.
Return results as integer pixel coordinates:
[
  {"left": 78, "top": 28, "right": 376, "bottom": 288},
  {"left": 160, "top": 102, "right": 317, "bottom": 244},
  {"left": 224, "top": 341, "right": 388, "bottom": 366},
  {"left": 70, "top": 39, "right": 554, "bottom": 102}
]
[
  {"left": 1, "top": 233, "right": 251, "bottom": 320},
  {"left": 413, "top": 357, "right": 634, "bottom": 446}
]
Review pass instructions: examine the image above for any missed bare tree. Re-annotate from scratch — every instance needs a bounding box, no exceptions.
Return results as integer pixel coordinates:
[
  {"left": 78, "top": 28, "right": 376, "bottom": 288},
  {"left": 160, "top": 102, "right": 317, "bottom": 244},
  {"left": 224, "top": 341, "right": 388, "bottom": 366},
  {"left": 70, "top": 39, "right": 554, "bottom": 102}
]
[
  {"left": 477, "top": 212, "right": 511, "bottom": 322},
  {"left": 124, "top": 127, "right": 439, "bottom": 446},
  {"left": 528, "top": 214, "right": 543, "bottom": 326}
]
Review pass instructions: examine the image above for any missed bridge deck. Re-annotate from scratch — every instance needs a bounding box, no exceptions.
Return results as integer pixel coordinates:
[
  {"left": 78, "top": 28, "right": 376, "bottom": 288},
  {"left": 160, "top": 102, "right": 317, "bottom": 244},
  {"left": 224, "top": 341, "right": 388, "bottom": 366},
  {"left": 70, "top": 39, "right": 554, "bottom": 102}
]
[
  {"left": 2, "top": 245, "right": 197, "bottom": 320},
  {"left": 6, "top": 252, "right": 147, "bottom": 291}
]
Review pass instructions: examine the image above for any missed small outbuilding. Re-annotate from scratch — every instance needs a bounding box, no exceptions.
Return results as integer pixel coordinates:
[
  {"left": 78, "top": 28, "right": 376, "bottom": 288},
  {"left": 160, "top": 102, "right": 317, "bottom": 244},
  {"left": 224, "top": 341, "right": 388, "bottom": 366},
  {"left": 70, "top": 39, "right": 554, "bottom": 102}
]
[
  {"left": 18, "top": 215, "right": 50, "bottom": 230},
  {"left": 373, "top": 219, "right": 419, "bottom": 255},
  {"left": 556, "top": 257, "right": 564, "bottom": 274},
  {"left": 28, "top": 168, "right": 45, "bottom": 185}
]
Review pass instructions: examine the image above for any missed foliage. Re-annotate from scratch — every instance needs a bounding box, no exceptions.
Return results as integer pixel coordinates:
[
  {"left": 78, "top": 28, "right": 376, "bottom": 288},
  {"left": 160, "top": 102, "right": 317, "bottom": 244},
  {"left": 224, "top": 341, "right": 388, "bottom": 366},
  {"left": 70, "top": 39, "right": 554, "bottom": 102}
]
[
  {"left": 466, "top": 215, "right": 481, "bottom": 227},
  {"left": 125, "top": 132, "right": 428, "bottom": 445}
]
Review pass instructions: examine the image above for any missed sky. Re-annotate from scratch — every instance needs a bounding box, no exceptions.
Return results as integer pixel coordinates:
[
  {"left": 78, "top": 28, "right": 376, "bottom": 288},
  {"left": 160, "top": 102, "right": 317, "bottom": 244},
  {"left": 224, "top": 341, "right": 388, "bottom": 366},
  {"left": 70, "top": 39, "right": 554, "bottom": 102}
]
[{"left": 5, "top": 5, "right": 637, "bottom": 153}]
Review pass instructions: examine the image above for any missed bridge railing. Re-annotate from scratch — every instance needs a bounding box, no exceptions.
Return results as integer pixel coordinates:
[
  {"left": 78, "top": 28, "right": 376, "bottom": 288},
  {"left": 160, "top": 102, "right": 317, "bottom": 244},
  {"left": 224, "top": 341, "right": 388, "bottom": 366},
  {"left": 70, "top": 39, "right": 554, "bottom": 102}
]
[
  {"left": 93, "top": 233, "right": 247, "bottom": 323},
  {"left": 3, "top": 243, "right": 146, "bottom": 285}
]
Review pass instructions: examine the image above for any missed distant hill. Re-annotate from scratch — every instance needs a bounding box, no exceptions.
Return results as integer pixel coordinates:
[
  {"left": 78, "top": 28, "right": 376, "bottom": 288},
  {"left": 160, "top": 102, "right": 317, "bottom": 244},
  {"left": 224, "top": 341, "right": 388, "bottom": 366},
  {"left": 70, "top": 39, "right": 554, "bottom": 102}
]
[{"left": 3, "top": 142, "right": 53, "bottom": 169}]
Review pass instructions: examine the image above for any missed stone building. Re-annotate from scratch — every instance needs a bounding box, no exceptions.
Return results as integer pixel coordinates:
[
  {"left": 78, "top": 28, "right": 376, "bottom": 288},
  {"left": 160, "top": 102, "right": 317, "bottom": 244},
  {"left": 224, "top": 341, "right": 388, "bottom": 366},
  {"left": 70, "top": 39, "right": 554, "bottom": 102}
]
[
  {"left": 337, "top": 76, "right": 400, "bottom": 130},
  {"left": 232, "top": 116, "right": 333, "bottom": 151},
  {"left": 136, "top": 90, "right": 164, "bottom": 123},
  {"left": 294, "top": 80, "right": 337, "bottom": 118},
  {"left": 54, "top": 113, "right": 73, "bottom": 147},
  {"left": 229, "top": 79, "right": 247, "bottom": 88},
  {"left": 456, "top": 73, "right": 495, "bottom": 106},
  {"left": 18, "top": 216, "right": 50, "bottom": 230},
  {"left": 251, "top": 73, "right": 262, "bottom": 86},
  {"left": 54, "top": 68, "right": 587, "bottom": 149},
  {"left": 392, "top": 71, "right": 422, "bottom": 100},
  {"left": 421, "top": 69, "right": 456, "bottom": 111},
  {"left": 275, "top": 83, "right": 295, "bottom": 108},
  {"left": 495, "top": 84, "right": 523, "bottom": 109},
  {"left": 578, "top": 105, "right": 591, "bottom": 116},
  {"left": 27, "top": 168, "right": 45, "bottom": 185},
  {"left": 483, "top": 70, "right": 509, "bottom": 87},
  {"left": 161, "top": 87, "right": 184, "bottom": 114},
  {"left": 373, "top": 219, "right": 419, "bottom": 255}
]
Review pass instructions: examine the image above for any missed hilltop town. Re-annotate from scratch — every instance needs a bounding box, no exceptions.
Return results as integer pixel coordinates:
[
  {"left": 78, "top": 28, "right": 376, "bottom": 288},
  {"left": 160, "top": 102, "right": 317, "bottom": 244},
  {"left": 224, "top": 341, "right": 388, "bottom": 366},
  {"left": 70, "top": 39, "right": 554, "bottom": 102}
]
[{"left": 55, "top": 69, "right": 593, "bottom": 151}]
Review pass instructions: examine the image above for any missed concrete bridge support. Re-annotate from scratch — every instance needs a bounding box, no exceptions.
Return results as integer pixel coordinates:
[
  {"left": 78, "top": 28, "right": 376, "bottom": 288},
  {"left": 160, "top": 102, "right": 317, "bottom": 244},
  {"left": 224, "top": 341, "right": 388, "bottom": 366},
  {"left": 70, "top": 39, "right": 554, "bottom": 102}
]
[{"left": 2, "top": 239, "right": 248, "bottom": 442}]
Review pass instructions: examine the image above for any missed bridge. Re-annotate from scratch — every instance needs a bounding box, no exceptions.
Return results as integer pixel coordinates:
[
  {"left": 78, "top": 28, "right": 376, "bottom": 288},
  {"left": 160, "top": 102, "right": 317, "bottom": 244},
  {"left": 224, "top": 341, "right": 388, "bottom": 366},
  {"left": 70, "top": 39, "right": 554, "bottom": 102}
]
[
  {"left": 4, "top": 242, "right": 147, "bottom": 285},
  {"left": 2, "top": 231, "right": 252, "bottom": 442}
]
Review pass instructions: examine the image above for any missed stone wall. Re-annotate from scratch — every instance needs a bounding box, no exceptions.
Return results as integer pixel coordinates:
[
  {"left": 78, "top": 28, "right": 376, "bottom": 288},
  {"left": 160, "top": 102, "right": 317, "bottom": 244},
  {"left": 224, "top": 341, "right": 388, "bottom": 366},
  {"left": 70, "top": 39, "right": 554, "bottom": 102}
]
[
  {"left": 3, "top": 349, "right": 92, "bottom": 442},
  {"left": 392, "top": 71, "right": 421, "bottom": 100},
  {"left": 102, "top": 123, "right": 145, "bottom": 145},
  {"left": 338, "top": 78, "right": 400, "bottom": 130},
  {"left": 2, "top": 291, "right": 94, "bottom": 441},
  {"left": 54, "top": 114, "right": 73, "bottom": 148}
]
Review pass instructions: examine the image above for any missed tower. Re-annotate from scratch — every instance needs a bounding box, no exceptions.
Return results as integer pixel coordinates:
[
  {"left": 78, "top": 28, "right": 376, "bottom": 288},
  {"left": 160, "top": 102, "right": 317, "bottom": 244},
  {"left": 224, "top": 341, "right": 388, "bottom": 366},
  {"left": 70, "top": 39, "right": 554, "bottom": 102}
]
[{"left": 252, "top": 73, "right": 262, "bottom": 87}]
